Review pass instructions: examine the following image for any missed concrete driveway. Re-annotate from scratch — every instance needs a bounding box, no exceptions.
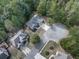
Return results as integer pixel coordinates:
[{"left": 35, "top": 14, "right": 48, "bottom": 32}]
[
  {"left": 40, "top": 23, "right": 69, "bottom": 43},
  {"left": 24, "top": 47, "right": 39, "bottom": 59}
]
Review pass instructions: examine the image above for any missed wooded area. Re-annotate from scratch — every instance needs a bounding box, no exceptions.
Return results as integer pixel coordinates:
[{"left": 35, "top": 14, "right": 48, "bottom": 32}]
[
  {"left": 0, "top": 0, "right": 39, "bottom": 42},
  {"left": 37, "top": 0, "right": 79, "bottom": 59},
  {"left": 60, "top": 26, "right": 79, "bottom": 59},
  {"left": 0, "top": 0, "right": 79, "bottom": 59},
  {"left": 37, "top": 0, "right": 79, "bottom": 27}
]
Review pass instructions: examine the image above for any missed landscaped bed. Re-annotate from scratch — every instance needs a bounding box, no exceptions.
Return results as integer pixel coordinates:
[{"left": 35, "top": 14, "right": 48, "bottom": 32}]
[{"left": 40, "top": 41, "right": 60, "bottom": 59}]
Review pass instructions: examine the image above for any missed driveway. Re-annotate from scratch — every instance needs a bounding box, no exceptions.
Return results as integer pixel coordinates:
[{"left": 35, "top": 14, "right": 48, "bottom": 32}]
[
  {"left": 35, "top": 40, "right": 45, "bottom": 50},
  {"left": 24, "top": 47, "right": 39, "bottom": 59},
  {"left": 23, "top": 40, "right": 45, "bottom": 59},
  {"left": 40, "top": 23, "right": 69, "bottom": 43}
]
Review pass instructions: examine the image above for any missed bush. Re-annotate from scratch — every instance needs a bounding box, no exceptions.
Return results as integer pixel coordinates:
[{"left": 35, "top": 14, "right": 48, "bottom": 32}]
[
  {"left": 45, "top": 51, "right": 49, "bottom": 56},
  {"left": 49, "top": 46, "right": 54, "bottom": 50},
  {"left": 30, "top": 34, "right": 40, "bottom": 44}
]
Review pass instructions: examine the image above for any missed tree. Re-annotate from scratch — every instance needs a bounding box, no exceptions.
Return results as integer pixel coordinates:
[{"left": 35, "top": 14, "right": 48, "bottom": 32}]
[
  {"left": 60, "top": 26, "right": 79, "bottom": 59},
  {"left": 32, "top": 0, "right": 40, "bottom": 11},
  {"left": 47, "top": 17, "right": 54, "bottom": 25},
  {"left": 65, "top": 0, "right": 79, "bottom": 26},
  {"left": 0, "top": 0, "right": 11, "bottom": 7},
  {"left": 9, "top": 0, "right": 31, "bottom": 29},
  {"left": 0, "top": 6, "right": 4, "bottom": 15},
  {"left": 37, "top": 0, "right": 47, "bottom": 15},
  {"left": 0, "top": 31, "right": 7, "bottom": 42},
  {"left": 4, "top": 19, "right": 15, "bottom": 32},
  {"left": 0, "top": 0, "right": 35, "bottom": 41},
  {"left": 46, "top": 0, "right": 57, "bottom": 17},
  {"left": 30, "top": 34, "right": 40, "bottom": 44},
  {"left": 0, "top": 21, "right": 7, "bottom": 42},
  {"left": 11, "top": 15, "right": 21, "bottom": 28}
]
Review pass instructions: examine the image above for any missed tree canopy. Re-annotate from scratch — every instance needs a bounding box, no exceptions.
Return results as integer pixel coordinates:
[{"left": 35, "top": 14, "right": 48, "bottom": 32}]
[
  {"left": 60, "top": 26, "right": 79, "bottom": 59},
  {"left": 30, "top": 34, "right": 40, "bottom": 44},
  {"left": 37, "top": 0, "right": 79, "bottom": 27},
  {"left": 0, "top": 0, "right": 35, "bottom": 42}
]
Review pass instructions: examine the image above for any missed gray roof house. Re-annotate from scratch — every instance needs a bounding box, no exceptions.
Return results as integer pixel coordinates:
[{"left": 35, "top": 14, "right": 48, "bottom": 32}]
[
  {"left": 0, "top": 47, "right": 9, "bottom": 59},
  {"left": 10, "top": 30, "right": 29, "bottom": 49},
  {"left": 26, "top": 14, "right": 44, "bottom": 32}
]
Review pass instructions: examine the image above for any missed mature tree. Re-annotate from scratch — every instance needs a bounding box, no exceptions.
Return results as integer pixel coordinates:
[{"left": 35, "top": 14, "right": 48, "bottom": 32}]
[
  {"left": 37, "top": 0, "right": 79, "bottom": 27},
  {"left": 0, "top": 0, "right": 40, "bottom": 43},
  {"left": 32, "top": 0, "right": 40, "bottom": 11},
  {"left": 37, "top": 0, "right": 47, "bottom": 15},
  {"left": 4, "top": 19, "right": 15, "bottom": 32},
  {"left": 11, "top": 15, "right": 23, "bottom": 29},
  {"left": 46, "top": 0, "right": 57, "bottom": 17},
  {"left": 0, "top": 6, "right": 4, "bottom": 15},
  {"left": 30, "top": 34, "right": 40, "bottom": 44},
  {"left": 65, "top": 0, "right": 79, "bottom": 26},
  {"left": 0, "top": 0, "right": 11, "bottom": 7},
  {"left": 60, "top": 26, "right": 79, "bottom": 59},
  {"left": 47, "top": 17, "right": 55, "bottom": 25},
  {"left": 0, "top": 21, "right": 7, "bottom": 42},
  {"left": 0, "top": 31, "right": 7, "bottom": 42}
]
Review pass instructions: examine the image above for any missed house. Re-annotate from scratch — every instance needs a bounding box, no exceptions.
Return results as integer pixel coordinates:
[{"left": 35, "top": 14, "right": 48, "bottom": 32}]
[
  {"left": 26, "top": 14, "right": 44, "bottom": 32},
  {"left": 10, "top": 30, "right": 29, "bottom": 49},
  {"left": 0, "top": 47, "right": 9, "bottom": 59}
]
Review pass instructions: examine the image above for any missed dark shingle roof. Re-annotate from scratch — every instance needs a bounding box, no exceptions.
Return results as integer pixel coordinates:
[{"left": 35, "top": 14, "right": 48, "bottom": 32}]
[
  {"left": 26, "top": 15, "right": 44, "bottom": 31},
  {"left": 14, "top": 32, "right": 28, "bottom": 49},
  {"left": 0, "top": 53, "right": 8, "bottom": 59},
  {"left": 0, "top": 48, "right": 9, "bottom": 59}
]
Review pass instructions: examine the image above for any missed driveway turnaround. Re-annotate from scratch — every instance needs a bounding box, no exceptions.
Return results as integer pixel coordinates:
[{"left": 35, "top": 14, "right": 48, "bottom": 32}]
[{"left": 41, "top": 23, "right": 69, "bottom": 43}]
